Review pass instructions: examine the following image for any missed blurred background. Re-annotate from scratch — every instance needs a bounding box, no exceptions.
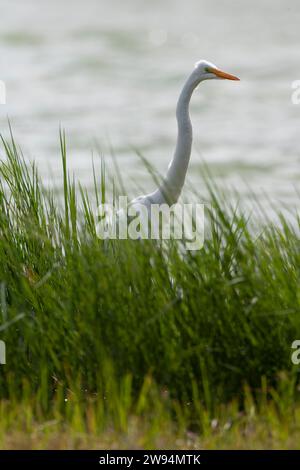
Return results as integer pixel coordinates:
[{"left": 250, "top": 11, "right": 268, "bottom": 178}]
[{"left": 0, "top": 0, "right": 299, "bottom": 206}]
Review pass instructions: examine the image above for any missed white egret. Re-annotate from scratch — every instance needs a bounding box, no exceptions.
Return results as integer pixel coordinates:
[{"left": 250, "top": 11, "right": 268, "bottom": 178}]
[
  {"left": 98, "top": 60, "right": 240, "bottom": 242},
  {"left": 129, "top": 60, "right": 239, "bottom": 212}
]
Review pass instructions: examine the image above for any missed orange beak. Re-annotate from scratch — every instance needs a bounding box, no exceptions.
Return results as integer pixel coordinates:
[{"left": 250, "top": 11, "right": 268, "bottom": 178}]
[{"left": 209, "top": 67, "right": 240, "bottom": 81}]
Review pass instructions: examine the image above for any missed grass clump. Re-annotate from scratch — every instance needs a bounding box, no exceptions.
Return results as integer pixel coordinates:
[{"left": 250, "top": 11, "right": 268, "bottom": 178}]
[{"left": 0, "top": 131, "right": 300, "bottom": 448}]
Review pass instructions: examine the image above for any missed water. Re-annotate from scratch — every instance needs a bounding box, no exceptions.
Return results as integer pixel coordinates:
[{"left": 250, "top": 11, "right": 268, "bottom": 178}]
[{"left": 0, "top": 0, "right": 300, "bottom": 208}]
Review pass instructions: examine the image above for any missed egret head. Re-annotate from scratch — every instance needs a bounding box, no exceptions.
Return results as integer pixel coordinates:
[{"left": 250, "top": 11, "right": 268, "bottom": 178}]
[{"left": 194, "top": 60, "right": 240, "bottom": 81}]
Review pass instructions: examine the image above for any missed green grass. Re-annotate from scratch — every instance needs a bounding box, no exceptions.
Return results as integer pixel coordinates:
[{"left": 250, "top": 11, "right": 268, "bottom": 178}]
[
  {"left": 1, "top": 374, "right": 300, "bottom": 449},
  {"left": 0, "top": 131, "right": 300, "bottom": 448}
]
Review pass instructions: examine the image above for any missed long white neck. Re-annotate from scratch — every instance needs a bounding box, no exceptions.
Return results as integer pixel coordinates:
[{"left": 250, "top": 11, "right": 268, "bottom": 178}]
[{"left": 156, "top": 69, "right": 202, "bottom": 205}]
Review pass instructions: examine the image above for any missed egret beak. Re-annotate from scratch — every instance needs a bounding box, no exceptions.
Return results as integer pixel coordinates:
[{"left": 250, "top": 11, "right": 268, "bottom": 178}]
[{"left": 209, "top": 67, "right": 240, "bottom": 81}]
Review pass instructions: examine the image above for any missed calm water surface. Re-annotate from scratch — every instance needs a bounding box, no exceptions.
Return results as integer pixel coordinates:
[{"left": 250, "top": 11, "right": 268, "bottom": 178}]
[{"left": 0, "top": 0, "right": 300, "bottom": 209}]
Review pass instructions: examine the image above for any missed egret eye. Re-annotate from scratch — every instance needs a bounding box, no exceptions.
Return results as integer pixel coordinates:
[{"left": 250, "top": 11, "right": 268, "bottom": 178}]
[{"left": 205, "top": 67, "right": 211, "bottom": 73}]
